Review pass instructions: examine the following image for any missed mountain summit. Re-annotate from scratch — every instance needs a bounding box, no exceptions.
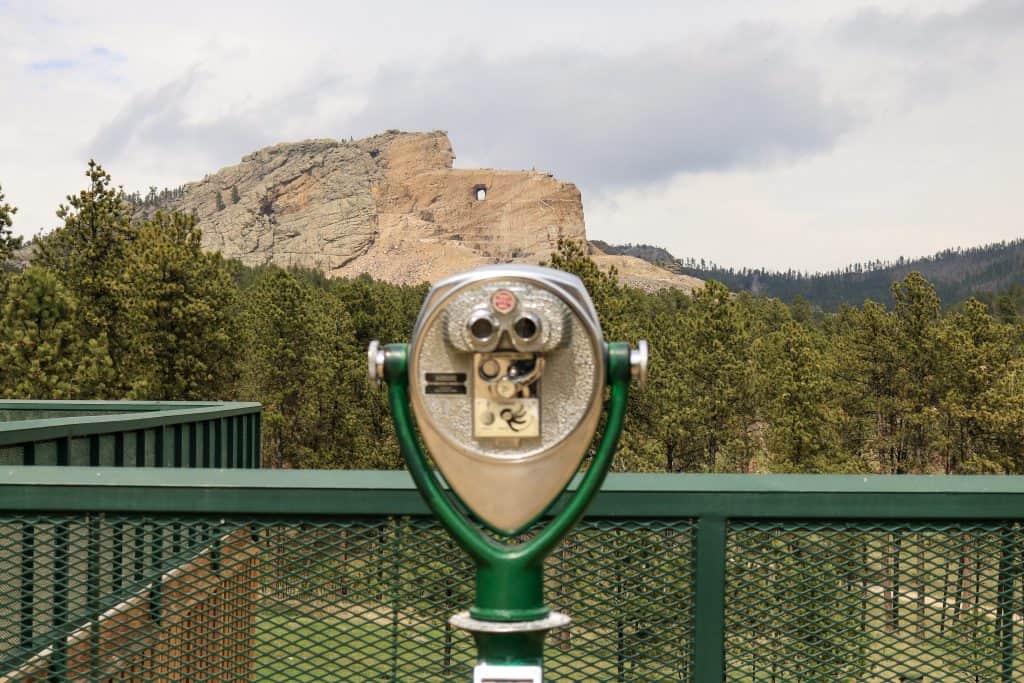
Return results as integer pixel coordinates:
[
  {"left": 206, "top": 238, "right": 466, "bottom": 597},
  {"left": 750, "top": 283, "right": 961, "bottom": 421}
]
[{"left": 143, "top": 130, "right": 699, "bottom": 291}]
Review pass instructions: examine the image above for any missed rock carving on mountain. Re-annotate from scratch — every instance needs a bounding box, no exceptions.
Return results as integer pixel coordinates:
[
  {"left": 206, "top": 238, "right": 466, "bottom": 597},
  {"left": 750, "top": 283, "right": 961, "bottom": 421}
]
[{"left": 147, "top": 130, "right": 701, "bottom": 292}]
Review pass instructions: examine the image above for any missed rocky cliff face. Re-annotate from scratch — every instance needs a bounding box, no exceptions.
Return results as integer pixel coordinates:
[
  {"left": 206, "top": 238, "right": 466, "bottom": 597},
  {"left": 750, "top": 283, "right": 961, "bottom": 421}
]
[
  {"left": 589, "top": 240, "right": 677, "bottom": 265},
  {"left": 149, "top": 130, "right": 699, "bottom": 291}
]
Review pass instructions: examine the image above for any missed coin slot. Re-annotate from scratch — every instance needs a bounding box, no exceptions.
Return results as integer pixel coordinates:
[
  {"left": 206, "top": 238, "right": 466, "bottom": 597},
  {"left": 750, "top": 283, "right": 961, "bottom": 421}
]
[
  {"left": 426, "top": 384, "right": 467, "bottom": 395},
  {"left": 425, "top": 372, "right": 467, "bottom": 383}
]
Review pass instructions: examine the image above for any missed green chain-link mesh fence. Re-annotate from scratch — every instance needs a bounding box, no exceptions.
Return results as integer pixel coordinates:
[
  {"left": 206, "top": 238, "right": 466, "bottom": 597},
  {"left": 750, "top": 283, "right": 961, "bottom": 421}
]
[
  {"left": 0, "top": 514, "right": 695, "bottom": 681},
  {"left": 1, "top": 471, "right": 1022, "bottom": 681},
  {"left": 725, "top": 521, "right": 1024, "bottom": 681}
]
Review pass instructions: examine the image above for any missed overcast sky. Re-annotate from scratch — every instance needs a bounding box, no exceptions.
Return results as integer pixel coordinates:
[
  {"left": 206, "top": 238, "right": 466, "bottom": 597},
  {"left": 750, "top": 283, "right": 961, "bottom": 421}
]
[{"left": 3, "top": 0, "right": 1022, "bottom": 271}]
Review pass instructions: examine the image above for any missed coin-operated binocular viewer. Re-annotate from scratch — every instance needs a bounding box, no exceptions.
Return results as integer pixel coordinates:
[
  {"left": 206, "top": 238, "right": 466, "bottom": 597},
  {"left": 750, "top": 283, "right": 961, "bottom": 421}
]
[{"left": 368, "top": 265, "right": 647, "bottom": 683}]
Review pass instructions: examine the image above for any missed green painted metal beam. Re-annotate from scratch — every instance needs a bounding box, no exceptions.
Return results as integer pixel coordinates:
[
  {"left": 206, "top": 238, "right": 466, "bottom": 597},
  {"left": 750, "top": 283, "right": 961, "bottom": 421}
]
[
  {"left": 3, "top": 468, "right": 1024, "bottom": 519},
  {"left": 0, "top": 401, "right": 261, "bottom": 445},
  {"left": 0, "top": 399, "right": 250, "bottom": 411}
]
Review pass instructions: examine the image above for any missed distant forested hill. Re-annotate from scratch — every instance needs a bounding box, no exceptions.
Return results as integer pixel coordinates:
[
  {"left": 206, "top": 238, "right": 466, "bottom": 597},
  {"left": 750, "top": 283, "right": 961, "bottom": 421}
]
[{"left": 593, "top": 238, "right": 1024, "bottom": 310}]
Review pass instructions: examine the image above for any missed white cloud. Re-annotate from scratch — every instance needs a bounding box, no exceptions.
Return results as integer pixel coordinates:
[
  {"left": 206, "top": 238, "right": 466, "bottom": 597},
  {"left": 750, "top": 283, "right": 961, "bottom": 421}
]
[
  {"left": 588, "top": 69, "right": 1024, "bottom": 271},
  {"left": 348, "top": 38, "right": 852, "bottom": 192},
  {"left": 837, "top": 0, "right": 1024, "bottom": 50},
  {"left": 89, "top": 37, "right": 852, "bottom": 194}
]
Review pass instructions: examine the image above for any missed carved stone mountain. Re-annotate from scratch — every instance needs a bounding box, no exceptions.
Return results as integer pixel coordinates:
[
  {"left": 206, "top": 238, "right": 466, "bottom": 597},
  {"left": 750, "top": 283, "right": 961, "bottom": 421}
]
[{"left": 149, "top": 130, "right": 700, "bottom": 291}]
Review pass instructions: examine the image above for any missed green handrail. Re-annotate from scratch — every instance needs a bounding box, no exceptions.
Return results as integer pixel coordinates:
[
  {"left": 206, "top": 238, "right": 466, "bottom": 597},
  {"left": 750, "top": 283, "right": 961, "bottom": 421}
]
[{"left": 0, "top": 400, "right": 261, "bottom": 469}]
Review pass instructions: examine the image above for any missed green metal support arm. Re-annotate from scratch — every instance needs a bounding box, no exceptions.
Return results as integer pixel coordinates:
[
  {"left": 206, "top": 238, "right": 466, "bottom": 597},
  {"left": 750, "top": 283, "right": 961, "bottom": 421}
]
[{"left": 384, "top": 342, "right": 632, "bottom": 622}]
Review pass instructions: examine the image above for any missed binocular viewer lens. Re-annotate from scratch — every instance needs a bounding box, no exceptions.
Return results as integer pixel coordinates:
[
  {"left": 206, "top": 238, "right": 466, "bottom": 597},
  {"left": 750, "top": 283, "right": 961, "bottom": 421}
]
[
  {"left": 513, "top": 313, "right": 539, "bottom": 342},
  {"left": 469, "top": 313, "right": 497, "bottom": 342}
]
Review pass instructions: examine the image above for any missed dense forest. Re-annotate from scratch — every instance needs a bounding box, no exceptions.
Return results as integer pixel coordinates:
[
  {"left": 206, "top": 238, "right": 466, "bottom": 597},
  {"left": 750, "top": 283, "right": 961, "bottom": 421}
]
[
  {"left": 4, "top": 164, "right": 1024, "bottom": 474},
  {"left": 596, "top": 239, "right": 1024, "bottom": 313}
]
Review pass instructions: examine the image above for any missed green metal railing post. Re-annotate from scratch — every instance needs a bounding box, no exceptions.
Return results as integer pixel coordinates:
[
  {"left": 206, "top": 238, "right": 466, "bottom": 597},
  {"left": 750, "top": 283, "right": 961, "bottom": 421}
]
[
  {"left": 19, "top": 520, "right": 34, "bottom": 657},
  {"left": 114, "top": 431, "right": 124, "bottom": 467},
  {"left": 88, "top": 511, "right": 101, "bottom": 680},
  {"left": 56, "top": 436, "right": 69, "bottom": 466},
  {"left": 226, "top": 418, "right": 234, "bottom": 468},
  {"left": 186, "top": 419, "right": 202, "bottom": 467},
  {"left": 215, "top": 419, "right": 223, "bottom": 467},
  {"left": 391, "top": 518, "right": 401, "bottom": 680},
  {"left": 154, "top": 425, "right": 164, "bottom": 467},
  {"left": 236, "top": 416, "right": 244, "bottom": 468},
  {"left": 202, "top": 420, "right": 211, "bottom": 467},
  {"left": 692, "top": 516, "right": 727, "bottom": 683},
  {"left": 255, "top": 414, "right": 262, "bottom": 468},
  {"left": 150, "top": 518, "right": 163, "bottom": 625},
  {"left": 135, "top": 430, "right": 146, "bottom": 467},
  {"left": 996, "top": 524, "right": 1015, "bottom": 683},
  {"left": 173, "top": 424, "right": 183, "bottom": 467},
  {"left": 53, "top": 517, "right": 70, "bottom": 680},
  {"left": 615, "top": 528, "right": 625, "bottom": 682}
]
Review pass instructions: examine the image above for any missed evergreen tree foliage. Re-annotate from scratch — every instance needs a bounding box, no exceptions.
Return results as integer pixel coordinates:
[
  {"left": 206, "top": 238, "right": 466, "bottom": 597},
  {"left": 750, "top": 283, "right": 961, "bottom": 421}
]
[
  {"left": 605, "top": 239, "right": 1024, "bottom": 311},
  {"left": 8, "top": 170, "right": 1024, "bottom": 474},
  {"left": 33, "top": 161, "right": 136, "bottom": 378},
  {"left": 673, "top": 280, "right": 757, "bottom": 472},
  {"left": 543, "top": 238, "right": 625, "bottom": 333},
  {"left": 234, "top": 268, "right": 405, "bottom": 469},
  {"left": 215, "top": 191, "right": 226, "bottom": 211},
  {"left": 0, "top": 268, "right": 115, "bottom": 398},
  {"left": 118, "top": 211, "right": 237, "bottom": 400},
  {"left": 22, "top": 162, "right": 239, "bottom": 406},
  {"left": 230, "top": 186, "right": 240, "bottom": 204},
  {"left": 936, "top": 298, "right": 1021, "bottom": 472},
  {"left": 0, "top": 183, "right": 20, "bottom": 269},
  {"left": 756, "top": 320, "right": 838, "bottom": 472},
  {"left": 236, "top": 268, "right": 334, "bottom": 468},
  {"left": 123, "top": 184, "right": 187, "bottom": 209},
  {"left": 329, "top": 274, "right": 428, "bottom": 465}
]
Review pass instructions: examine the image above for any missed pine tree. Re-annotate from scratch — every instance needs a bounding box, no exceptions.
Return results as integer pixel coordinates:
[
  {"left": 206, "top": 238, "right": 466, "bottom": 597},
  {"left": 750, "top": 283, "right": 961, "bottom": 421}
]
[
  {"left": 890, "top": 272, "right": 943, "bottom": 472},
  {"left": 237, "top": 268, "right": 345, "bottom": 468},
  {"left": 543, "top": 238, "right": 626, "bottom": 335},
  {"left": 33, "top": 161, "right": 136, "bottom": 381},
  {"left": 757, "top": 321, "right": 839, "bottom": 471},
  {"left": 936, "top": 298, "right": 1018, "bottom": 472},
  {"left": 614, "top": 285, "right": 694, "bottom": 471},
  {"left": 230, "top": 186, "right": 240, "bottom": 204},
  {"left": 215, "top": 191, "right": 226, "bottom": 211},
  {"left": 678, "top": 281, "right": 757, "bottom": 471},
  {"left": 118, "top": 211, "right": 237, "bottom": 400},
  {"left": 831, "top": 300, "right": 903, "bottom": 472},
  {"left": 0, "top": 183, "right": 20, "bottom": 270},
  {"left": 0, "top": 268, "right": 116, "bottom": 398}
]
